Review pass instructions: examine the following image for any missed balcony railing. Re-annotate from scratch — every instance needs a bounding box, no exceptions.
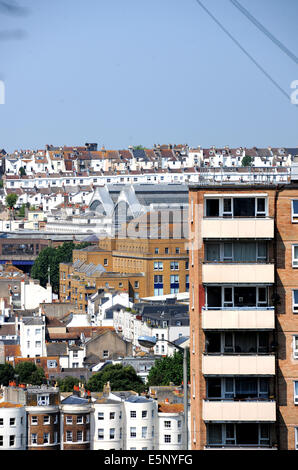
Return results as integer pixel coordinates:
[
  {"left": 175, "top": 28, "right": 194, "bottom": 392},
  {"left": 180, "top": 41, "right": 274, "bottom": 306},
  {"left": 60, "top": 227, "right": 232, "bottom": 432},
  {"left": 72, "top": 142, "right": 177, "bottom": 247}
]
[
  {"left": 203, "top": 399, "right": 276, "bottom": 422},
  {"left": 202, "top": 307, "right": 275, "bottom": 330},
  {"left": 202, "top": 263, "right": 274, "bottom": 284},
  {"left": 201, "top": 217, "right": 274, "bottom": 239},
  {"left": 202, "top": 354, "right": 276, "bottom": 375}
]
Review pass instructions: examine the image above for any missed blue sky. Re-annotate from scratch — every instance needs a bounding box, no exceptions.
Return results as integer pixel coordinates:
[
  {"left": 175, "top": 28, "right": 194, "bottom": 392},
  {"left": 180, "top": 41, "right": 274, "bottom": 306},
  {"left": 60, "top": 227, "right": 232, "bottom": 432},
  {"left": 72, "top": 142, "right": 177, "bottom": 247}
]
[{"left": 0, "top": 0, "right": 297, "bottom": 152}]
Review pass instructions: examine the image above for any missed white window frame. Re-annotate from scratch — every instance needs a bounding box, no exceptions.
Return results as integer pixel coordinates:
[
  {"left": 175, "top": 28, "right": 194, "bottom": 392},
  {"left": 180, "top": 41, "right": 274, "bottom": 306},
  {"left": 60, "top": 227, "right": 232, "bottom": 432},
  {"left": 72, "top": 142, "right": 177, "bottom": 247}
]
[
  {"left": 293, "top": 292, "right": 298, "bottom": 313},
  {"left": 205, "top": 196, "right": 268, "bottom": 218},
  {"left": 294, "top": 381, "right": 298, "bottom": 404},
  {"left": 292, "top": 200, "right": 298, "bottom": 223},
  {"left": 294, "top": 336, "right": 298, "bottom": 359},
  {"left": 293, "top": 245, "right": 298, "bottom": 267},
  {"left": 31, "top": 416, "right": 38, "bottom": 425}
]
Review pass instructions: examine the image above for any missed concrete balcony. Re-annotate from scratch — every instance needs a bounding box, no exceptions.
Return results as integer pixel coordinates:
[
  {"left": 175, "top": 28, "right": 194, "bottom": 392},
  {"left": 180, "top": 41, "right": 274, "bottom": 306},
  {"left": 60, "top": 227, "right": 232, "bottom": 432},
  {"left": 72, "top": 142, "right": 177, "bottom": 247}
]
[
  {"left": 202, "top": 263, "right": 274, "bottom": 284},
  {"left": 202, "top": 308, "right": 275, "bottom": 330},
  {"left": 201, "top": 218, "right": 274, "bottom": 239},
  {"left": 202, "top": 354, "right": 275, "bottom": 376},
  {"left": 203, "top": 400, "right": 276, "bottom": 422}
]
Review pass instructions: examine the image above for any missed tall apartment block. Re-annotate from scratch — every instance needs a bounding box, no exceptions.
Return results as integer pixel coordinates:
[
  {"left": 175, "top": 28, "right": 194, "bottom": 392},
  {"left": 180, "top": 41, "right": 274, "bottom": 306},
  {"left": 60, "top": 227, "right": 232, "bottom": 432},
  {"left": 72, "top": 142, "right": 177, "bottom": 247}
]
[{"left": 189, "top": 182, "right": 298, "bottom": 450}]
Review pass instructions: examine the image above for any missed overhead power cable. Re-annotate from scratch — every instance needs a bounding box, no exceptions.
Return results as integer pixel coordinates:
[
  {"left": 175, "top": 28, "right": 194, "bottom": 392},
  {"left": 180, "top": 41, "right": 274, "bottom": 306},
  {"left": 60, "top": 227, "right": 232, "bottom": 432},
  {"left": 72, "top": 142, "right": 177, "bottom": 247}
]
[
  {"left": 229, "top": 0, "right": 298, "bottom": 66},
  {"left": 194, "top": 0, "right": 291, "bottom": 102}
]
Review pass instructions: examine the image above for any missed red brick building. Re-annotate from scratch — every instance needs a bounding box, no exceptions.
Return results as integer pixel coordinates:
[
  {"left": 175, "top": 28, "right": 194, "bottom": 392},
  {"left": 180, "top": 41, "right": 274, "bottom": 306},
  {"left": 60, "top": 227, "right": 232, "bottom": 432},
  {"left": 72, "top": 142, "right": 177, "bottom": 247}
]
[{"left": 189, "top": 183, "right": 298, "bottom": 450}]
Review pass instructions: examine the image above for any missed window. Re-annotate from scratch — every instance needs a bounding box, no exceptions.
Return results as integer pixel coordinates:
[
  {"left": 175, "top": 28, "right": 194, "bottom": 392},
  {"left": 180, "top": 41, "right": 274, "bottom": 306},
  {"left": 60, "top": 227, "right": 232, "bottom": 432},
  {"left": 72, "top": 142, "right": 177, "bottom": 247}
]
[
  {"left": 178, "top": 434, "right": 182, "bottom": 444},
  {"left": 0, "top": 418, "right": 3, "bottom": 426},
  {"left": 164, "top": 421, "right": 171, "bottom": 428},
  {"left": 31, "top": 416, "right": 38, "bottom": 425},
  {"left": 164, "top": 435, "right": 171, "bottom": 443},
  {"left": 43, "top": 433, "right": 49, "bottom": 444},
  {"left": 294, "top": 337, "right": 298, "bottom": 359},
  {"left": 142, "top": 427, "right": 147, "bottom": 438},
  {"left": 155, "top": 248, "right": 159, "bottom": 254},
  {"left": 134, "top": 281, "right": 139, "bottom": 289},
  {"left": 294, "top": 381, "right": 298, "bottom": 404},
  {"left": 0, "top": 436, "right": 3, "bottom": 446},
  {"left": 103, "top": 350, "right": 109, "bottom": 358},
  {"left": 293, "top": 246, "right": 298, "bottom": 267},
  {"left": 175, "top": 248, "right": 180, "bottom": 254},
  {"left": 98, "top": 429, "right": 104, "bottom": 440},
  {"left": 110, "top": 412, "right": 115, "bottom": 420},
  {"left": 9, "top": 435, "right": 15, "bottom": 447},
  {"left": 66, "top": 431, "right": 72, "bottom": 442},
  {"left": 154, "top": 275, "right": 163, "bottom": 296},
  {"left": 76, "top": 416, "right": 83, "bottom": 424},
  {"left": 43, "top": 416, "right": 50, "bottom": 425},
  {"left": 130, "top": 410, "right": 136, "bottom": 418},
  {"left": 205, "top": 196, "right": 267, "bottom": 218},
  {"left": 104, "top": 259, "right": 108, "bottom": 266},
  {"left": 37, "top": 395, "right": 49, "bottom": 406},
  {"left": 170, "top": 261, "right": 179, "bottom": 271},
  {"left": 154, "top": 261, "right": 163, "bottom": 271},
  {"left": 130, "top": 427, "right": 136, "bottom": 438},
  {"left": 295, "top": 428, "right": 298, "bottom": 450},
  {"left": 110, "top": 428, "right": 115, "bottom": 440},
  {"left": 35, "top": 328, "right": 41, "bottom": 335},
  {"left": 293, "top": 291, "right": 298, "bottom": 313},
  {"left": 47, "top": 360, "right": 57, "bottom": 368},
  {"left": 10, "top": 418, "right": 15, "bottom": 426},
  {"left": 170, "top": 275, "right": 179, "bottom": 294},
  {"left": 66, "top": 416, "right": 73, "bottom": 425},
  {"left": 31, "top": 433, "right": 37, "bottom": 445},
  {"left": 165, "top": 247, "right": 169, "bottom": 254},
  {"left": 98, "top": 412, "right": 104, "bottom": 420},
  {"left": 76, "top": 430, "right": 83, "bottom": 442},
  {"left": 292, "top": 200, "right": 298, "bottom": 222}
]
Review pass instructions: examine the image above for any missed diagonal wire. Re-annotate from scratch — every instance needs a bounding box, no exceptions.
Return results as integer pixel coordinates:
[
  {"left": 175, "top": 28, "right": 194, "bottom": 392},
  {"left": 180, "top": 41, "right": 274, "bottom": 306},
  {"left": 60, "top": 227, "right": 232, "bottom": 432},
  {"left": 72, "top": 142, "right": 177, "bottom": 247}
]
[
  {"left": 194, "top": 0, "right": 291, "bottom": 102},
  {"left": 229, "top": 0, "right": 298, "bottom": 65}
]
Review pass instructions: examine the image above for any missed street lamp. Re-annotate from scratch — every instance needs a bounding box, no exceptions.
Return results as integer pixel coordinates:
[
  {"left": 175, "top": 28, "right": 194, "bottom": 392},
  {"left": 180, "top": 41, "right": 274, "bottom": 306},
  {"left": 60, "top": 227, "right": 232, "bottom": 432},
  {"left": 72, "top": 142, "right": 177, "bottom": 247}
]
[{"left": 138, "top": 335, "right": 189, "bottom": 450}]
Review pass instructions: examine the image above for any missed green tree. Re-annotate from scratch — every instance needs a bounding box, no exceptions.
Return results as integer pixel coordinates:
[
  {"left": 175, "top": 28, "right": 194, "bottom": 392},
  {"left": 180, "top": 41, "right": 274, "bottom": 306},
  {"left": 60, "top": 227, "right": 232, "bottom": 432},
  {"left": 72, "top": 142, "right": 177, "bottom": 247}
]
[
  {"left": 31, "top": 241, "right": 90, "bottom": 294},
  {"left": 0, "top": 363, "right": 15, "bottom": 386},
  {"left": 19, "top": 167, "right": 26, "bottom": 176},
  {"left": 56, "top": 376, "right": 82, "bottom": 392},
  {"left": 133, "top": 145, "right": 145, "bottom": 150},
  {"left": 5, "top": 193, "right": 18, "bottom": 210},
  {"left": 18, "top": 203, "right": 26, "bottom": 218},
  {"left": 241, "top": 155, "right": 253, "bottom": 167},
  {"left": 147, "top": 350, "right": 190, "bottom": 387},
  {"left": 14, "top": 362, "right": 45, "bottom": 385},
  {"left": 86, "top": 364, "right": 145, "bottom": 394}
]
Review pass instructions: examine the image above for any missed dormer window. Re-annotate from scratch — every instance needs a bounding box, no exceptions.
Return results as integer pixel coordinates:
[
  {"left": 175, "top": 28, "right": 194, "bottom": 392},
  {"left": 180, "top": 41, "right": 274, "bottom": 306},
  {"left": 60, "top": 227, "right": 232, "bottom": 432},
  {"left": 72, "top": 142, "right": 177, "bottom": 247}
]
[{"left": 37, "top": 394, "right": 49, "bottom": 406}]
